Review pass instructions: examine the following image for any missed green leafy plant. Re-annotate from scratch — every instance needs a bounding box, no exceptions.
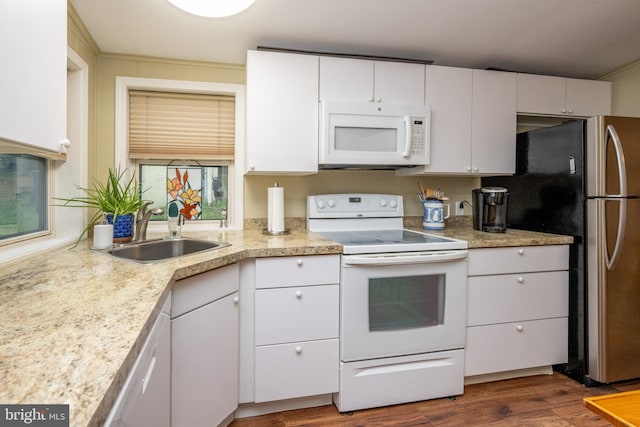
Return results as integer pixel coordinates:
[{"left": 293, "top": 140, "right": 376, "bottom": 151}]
[{"left": 54, "top": 167, "right": 145, "bottom": 246}]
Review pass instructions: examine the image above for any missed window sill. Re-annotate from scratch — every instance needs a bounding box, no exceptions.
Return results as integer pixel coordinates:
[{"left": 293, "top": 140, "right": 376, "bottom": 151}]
[{"left": 0, "top": 235, "right": 77, "bottom": 267}]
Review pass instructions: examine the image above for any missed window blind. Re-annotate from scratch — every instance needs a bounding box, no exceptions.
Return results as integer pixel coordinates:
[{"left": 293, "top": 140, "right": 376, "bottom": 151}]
[{"left": 128, "top": 90, "right": 235, "bottom": 160}]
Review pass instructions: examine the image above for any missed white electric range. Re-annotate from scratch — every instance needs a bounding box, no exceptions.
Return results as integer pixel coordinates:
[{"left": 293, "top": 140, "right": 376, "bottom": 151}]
[{"left": 307, "top": 194, "right": 468, "bottom": 412}]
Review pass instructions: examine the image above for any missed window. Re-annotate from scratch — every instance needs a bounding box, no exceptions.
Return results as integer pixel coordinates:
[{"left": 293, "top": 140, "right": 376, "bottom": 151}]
[
  {"left": 115, "top": 77, "right": 244, "bottom": 229},
  {"left": 128, "top": 89, "right": 233, "bottom": 222},
  {"left": 0, "top": 154, "right": 47, "bottom": 241}
]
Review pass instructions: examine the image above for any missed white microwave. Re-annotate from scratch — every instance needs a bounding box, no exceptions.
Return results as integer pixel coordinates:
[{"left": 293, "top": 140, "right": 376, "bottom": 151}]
[{"left": 319, "top": 100, "right": 430, "bottom": 168}]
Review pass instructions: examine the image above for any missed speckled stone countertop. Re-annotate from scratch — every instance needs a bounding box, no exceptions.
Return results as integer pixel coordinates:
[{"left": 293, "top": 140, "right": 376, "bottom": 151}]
[
  {"left": 403, "top": 216, "right": 574, "bottom": 248},
  {"left": 0, "top": 222, "right": 571, "bottom": 427}
]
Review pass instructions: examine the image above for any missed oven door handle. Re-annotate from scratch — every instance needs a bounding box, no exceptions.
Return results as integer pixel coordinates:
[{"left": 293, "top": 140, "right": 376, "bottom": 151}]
[{"left": 343, "top": 250, "right": 468, "bottom": 266}]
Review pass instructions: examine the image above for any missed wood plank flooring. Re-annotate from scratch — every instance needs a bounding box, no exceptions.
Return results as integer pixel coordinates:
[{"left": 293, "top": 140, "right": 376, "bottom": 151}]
[{"left": 230, "top": 374, "right": 640, "bottom": 426}]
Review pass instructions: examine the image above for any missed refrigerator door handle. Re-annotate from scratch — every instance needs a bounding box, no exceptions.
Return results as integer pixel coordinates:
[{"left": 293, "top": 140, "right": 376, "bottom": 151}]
[
  {"left": 606, "top": 125, "right": 627, "bottom": 198},
  {"left": 604, "top": 125, "right": 628, "bottom": 269},
  {"left": 605, "top": 198, "right": 627, "bottom": 270}
]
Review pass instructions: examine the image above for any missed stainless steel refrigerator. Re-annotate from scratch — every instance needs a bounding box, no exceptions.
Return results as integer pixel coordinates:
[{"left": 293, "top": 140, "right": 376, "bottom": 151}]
[{"left": 483, "top": 116, "right": 640, "bottom": 385}]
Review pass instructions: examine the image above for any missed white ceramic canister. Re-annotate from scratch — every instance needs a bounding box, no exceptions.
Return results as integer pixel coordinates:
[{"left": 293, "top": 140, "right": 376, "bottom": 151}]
[{"left": 422, "top": 199, "right": 450, "bottom": 230}]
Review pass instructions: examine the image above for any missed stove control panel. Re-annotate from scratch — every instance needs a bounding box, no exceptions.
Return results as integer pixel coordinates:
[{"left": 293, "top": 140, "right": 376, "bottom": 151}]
[{"left": 308, "top": 194, "right": 403, "bottom": 218}]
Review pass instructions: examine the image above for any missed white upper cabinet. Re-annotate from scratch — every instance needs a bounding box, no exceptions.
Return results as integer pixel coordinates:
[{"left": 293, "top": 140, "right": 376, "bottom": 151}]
[
  {"left": 319, "top": 57, "right": 425, "bottom": 105},
  {"left": 0, "top": 0, "right": 67, "bottom": 155},
  {"left": 245, "top": 50, "right": 319, "bottom": 175},
  {"left": 399, "top": 66, "right": 516, "bottom": 176},
  {"left": 471, "top": 69, "right": 517, "bottom": 175},
  {"left": 517, "top": 73, "right": 612, "bottom": 117}
]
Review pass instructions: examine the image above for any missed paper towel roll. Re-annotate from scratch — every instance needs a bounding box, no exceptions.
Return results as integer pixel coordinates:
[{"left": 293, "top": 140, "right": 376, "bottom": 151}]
[
  {"left": 93, "top": 223, "right": 113, "bottom": 249},
  {"left": 267, "top": 184, "right": 285, "bottom": 233}
]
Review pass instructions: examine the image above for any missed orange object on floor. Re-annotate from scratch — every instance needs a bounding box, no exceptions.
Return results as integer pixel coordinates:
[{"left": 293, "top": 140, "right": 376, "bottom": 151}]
[{"left": 584, "top": 390, "right": 640, "bottom": 427}]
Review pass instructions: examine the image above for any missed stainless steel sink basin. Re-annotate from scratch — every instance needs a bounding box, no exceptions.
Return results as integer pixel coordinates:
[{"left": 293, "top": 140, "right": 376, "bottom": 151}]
[{"left": 101, "top": 238, "right": 230, "bottom": 263}]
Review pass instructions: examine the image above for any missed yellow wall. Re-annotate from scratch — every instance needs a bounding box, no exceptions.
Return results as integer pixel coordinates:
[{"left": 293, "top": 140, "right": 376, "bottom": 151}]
[{"left": 600, "top": 59, "right": 640, "bottom": 117}]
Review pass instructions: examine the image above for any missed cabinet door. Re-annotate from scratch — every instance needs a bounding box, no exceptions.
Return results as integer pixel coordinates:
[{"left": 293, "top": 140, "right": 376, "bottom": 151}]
[
  {"left": 517, "top": 73, "right": 566, "bottom": 115},
  {"left": 422, "top": 65, "right": 472, "bottom": 174},
  {"left": 0, "top": 0, "right": 66, "bottom": 154},
  {"left": 255, "top": 255, "right": 340, "bottom": 289},
  {"left": 467, "top": 271, "right": 569, "bottom": 326},
  {"left": 565, "top": 78, "right": 612, "bottom": 116},
  {"left": 374, "top": 61, "right": 425, "bottom": 105},
  {"left": 246, "top": 50, "right": 319, "bottom": 174},
  {"left": 254, "top": 339, "right": 339, "bottom": 402},
  {"left": 471, "top": 69, "right": 517, "bottom": 175},
  {"left": 465, "top": 318, "right": 568, "bottom": 376},
  {"left": 319, "top": 56, "right": 374, "bottom": 102},
  {"left": 255, "top": 284, "right": 339, "bottom": 345},
  {"left": 172, "top": 292, "right": 239, "bottom": 427}
]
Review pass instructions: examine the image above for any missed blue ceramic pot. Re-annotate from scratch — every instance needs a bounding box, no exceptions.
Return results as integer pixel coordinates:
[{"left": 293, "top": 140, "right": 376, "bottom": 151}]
[{"left": 106, "top": 213, "right": 135, "bottom": 243}]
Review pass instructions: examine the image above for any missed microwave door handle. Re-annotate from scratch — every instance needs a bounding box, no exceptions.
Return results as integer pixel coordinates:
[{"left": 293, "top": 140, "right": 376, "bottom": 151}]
[{"left": 402, "top": 116, "right": 411, "bottom": 157}]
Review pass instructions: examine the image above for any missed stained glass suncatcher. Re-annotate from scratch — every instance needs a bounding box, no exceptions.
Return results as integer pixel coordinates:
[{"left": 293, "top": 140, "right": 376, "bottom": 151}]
[{"left": 167, "top": 167, "right": 202, "bottom": 220}]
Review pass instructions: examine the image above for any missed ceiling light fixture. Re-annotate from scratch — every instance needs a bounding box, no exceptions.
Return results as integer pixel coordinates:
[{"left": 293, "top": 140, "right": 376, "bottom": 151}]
[{"left": 166, "top": 0, "right": 256, "bottom": 18}]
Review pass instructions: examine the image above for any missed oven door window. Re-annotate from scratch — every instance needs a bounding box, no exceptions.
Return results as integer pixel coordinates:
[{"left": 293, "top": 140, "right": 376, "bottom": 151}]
[{"left": 369, "top": 274, "right": 444, "bottom": 331}]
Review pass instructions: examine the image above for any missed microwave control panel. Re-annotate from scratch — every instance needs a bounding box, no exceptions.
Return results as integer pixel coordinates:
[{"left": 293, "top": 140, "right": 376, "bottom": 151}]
[{"left": 410, "top": 117, "right": 427, "bottom": 157}]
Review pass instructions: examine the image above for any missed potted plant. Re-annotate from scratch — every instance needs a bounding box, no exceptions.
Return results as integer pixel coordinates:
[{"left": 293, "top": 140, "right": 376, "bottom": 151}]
[{"left": 55, "top": 167, "right": 146, "bottom": 246}]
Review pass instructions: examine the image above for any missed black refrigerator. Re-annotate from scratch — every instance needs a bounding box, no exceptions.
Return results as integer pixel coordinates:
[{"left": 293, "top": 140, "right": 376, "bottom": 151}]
[{"left": 483, "top": 116, "right": 640, "bottom": 386}]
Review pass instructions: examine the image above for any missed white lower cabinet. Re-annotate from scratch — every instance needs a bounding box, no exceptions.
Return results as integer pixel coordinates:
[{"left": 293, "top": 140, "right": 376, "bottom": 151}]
[
  {"left": 171, "top": 264, "right": 240, "bottom": 427},
  {"left": 253, "top": 255, "right": 340, "bottom": 403},
  {"left": 105, "top": 300, "right": 171, "bottom": 427},
  {"left": 255, "top": 339, "right": 339, "bottom": 402},
  {"left": 465, "top": 245, "right": 569, "bottom": 377}
]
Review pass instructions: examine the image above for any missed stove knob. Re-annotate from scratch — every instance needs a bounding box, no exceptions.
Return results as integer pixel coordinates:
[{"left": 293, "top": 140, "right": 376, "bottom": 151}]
[
  {"left": 379, "top": 199, "right": 388, "bottom": 207},
  {"left": 316, "top": 199, "right": 326, "bottom": 209},
  {"left": 327, "top": 198, "right": 336, "bottom": 208},
  {"left": 389, "top": 199, "right": 398, "bottom": 208}
]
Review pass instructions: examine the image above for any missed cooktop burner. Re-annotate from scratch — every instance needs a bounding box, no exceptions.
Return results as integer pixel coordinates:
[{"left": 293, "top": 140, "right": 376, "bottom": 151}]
[
  {"left": 307, "top": 194, "right": 467, "bottom": 254},
  {"left": 317, "top": 229, "right": 466, "bottom": 254}
]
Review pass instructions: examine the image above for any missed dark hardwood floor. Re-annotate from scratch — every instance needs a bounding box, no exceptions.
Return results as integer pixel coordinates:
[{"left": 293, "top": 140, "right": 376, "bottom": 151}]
[{"left": 230, "top": 373, "right": 640, "bottom": 426}]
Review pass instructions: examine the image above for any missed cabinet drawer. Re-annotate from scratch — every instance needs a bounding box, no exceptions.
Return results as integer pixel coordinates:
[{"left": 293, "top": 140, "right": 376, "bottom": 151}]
[
  {"left": 255, "top": 255, "right": 340, "bottom": 289},
  {"left": 468, "top": 245, "right": 568, "bottom": 276},
  {"left": 172, "top": 263, "right": 239, "bottom": 318},
  {"left": 254, "top": 339, "right": 339, "bottom": 402},
  {"left": 465, "top": 317, "right": 568, "bottom": 377},
  {"left": 255, "top": 284, "right": 339, "bottom": 345},
  {"left": 468, "top": 271, "right": 568, "bottom": 326}
]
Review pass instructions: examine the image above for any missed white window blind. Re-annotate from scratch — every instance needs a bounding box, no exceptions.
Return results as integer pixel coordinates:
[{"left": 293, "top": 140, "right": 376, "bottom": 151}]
[{"left": 128, "top": 90, "right": 235, "bottom": 160}]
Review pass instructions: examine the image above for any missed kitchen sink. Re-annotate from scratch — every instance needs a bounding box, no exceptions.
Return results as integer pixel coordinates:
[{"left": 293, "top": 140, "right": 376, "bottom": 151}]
[{"left": 99, "top": 238, "right": 230, "bottom": 264}]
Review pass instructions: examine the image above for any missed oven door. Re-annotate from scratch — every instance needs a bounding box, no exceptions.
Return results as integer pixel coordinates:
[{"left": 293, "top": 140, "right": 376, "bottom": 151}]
[{"left": 340, "top": 250, "right": 467, "bottom": 362}]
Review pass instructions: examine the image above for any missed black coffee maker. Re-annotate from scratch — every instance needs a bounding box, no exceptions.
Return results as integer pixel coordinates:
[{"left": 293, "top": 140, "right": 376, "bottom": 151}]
[{"left": 472, "top": 187, "right": 509, "bottom": 233}]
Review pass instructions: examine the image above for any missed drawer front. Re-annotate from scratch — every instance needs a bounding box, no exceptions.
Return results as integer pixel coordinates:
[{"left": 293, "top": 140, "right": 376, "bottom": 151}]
[
  {"left": 467, "top": 271, "right": 568, "bottom": 326},
  {"left": 468, "top": 245, "right": 568, "bottom": 276},
  {"left": 254, "top": 339, "right": 339, "bottom": 402},
  {"left": 465, "top": 317, "right": 568, "bottom": 377},
  {"left": 255, "top": 255, "right": 340, "bottom": 289},
  {"left": 255, "top": 284, "right": 339, "bottom": 345},
  {"left": 172, "top": 263, "right": 239, "bottom": 318}
]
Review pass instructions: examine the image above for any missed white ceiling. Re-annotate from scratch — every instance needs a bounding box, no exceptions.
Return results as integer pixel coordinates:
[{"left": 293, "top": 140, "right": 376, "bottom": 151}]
[{"left": 70, "top": 0, "right": 640, "bottom": 79}]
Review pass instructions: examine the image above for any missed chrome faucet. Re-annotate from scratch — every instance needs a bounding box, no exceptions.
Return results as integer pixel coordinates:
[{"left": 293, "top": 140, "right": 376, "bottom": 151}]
[{"left": 134, "top": 201, "right": 165, "bottom": 242}]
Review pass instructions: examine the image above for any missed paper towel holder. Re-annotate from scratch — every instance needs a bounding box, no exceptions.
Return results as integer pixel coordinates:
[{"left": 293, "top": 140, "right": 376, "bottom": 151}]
[{"left": 263, "top": 182, "right": 290, "bottom": 235}]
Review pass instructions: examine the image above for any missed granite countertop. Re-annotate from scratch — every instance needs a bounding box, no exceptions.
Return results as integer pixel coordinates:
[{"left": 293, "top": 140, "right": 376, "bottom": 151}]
[{"left": 0, "top": 222, "right": 572, "bottom": 426}]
